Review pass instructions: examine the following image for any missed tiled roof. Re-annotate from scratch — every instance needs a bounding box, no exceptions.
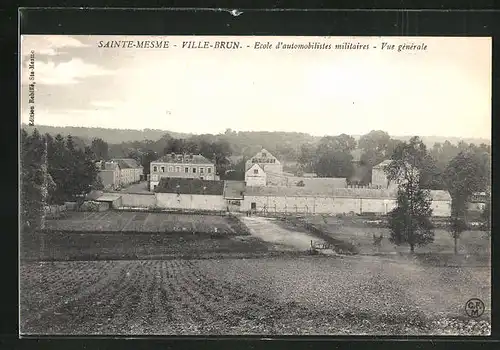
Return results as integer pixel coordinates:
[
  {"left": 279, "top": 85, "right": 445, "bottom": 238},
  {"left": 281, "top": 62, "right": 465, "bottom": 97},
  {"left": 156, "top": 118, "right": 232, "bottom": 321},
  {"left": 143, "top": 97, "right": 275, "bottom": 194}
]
[
  {"left": 224, "top": 181, "right": 246, "bottom": 199},
  {"left": 155, "top": 178, "right": 224, "bottom": 195},
  {"left": 104, "top": 162, "right": 119, "bottom": 171},
  {"left": 153, "top": 154, "right": 214, "bottom": 165},
  {"left": 111, "top": 158, "right": 142, "bottom": 169}
]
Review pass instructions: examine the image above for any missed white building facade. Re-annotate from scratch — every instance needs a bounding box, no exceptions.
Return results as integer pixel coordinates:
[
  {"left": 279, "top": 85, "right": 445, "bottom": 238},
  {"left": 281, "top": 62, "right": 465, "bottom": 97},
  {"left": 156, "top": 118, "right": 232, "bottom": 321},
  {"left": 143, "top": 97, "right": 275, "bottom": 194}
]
[{"left": 149, "top": 153, "right": 216, "bottom": 191}]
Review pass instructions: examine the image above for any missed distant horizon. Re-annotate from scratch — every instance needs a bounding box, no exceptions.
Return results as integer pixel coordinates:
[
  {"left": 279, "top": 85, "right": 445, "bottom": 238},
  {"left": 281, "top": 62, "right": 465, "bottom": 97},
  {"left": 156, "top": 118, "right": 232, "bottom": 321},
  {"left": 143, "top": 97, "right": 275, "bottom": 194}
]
[
  {"left": 20, "top": 36, "right": 491, "bottom": 140},
  {"left": 21, "top": 123, "right": 491, "bottom": 143}
]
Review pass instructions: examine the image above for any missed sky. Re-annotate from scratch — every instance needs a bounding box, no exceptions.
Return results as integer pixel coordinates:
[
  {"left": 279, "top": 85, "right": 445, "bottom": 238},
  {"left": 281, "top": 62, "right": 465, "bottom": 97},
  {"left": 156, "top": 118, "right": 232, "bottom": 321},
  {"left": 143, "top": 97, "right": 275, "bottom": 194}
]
[{"left": 20, "top": 35, "right": 491, "bottom": 139}]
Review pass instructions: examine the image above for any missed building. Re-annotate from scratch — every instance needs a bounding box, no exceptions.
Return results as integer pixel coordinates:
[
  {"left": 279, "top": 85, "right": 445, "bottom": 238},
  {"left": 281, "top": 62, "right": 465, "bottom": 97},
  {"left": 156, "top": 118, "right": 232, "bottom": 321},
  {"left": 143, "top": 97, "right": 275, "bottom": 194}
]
[
  {"left": 223, "top": 180, "right": 246, "bottom": 211},
  {"left": 154, "top": 177, "right": 225, "bottom": 211},
  {"left": 97, "top": 161, "right": 121, "bottom": 190},
  {"left": 241, "top": 186, "right": 451, "bottom": 217},
  {"left": 245, "top": 164, "right": 267, "bottom": 187},
  {"left": 245, "top": 149, "right": 283, "bottom": 175},
  {"left": 111, "top": 158, "right": 143, "bottom": 186},
  {"left": 149, "top": 153, "right": 216, "bottom": 191}
]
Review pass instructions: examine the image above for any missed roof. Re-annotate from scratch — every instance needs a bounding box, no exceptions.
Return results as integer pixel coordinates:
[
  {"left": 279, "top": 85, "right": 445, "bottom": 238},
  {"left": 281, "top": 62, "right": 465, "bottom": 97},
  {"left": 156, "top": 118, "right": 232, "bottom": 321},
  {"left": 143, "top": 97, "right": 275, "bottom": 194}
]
[
  {"left": 153, "top": 153, "right": 214, "bottom": 165},
  {"left": 95, "top": 194, "right": 122, "bottom": 202},
  {"left": 373, "top": 159, "right": 393, "bottom": 169},
  {"left": 245, "top": 163, "right": 265, "bottom": 174},
  {"left": 103, "top": 162, "right": 119, "bottom": 171},
  {"left": 155, "top": 177, "right": 224, "bottom": 195},
  {"left": 430, "top": 190, "right": 452, "bottom": 201},
  {"left": 224, "top": 180, "right": 246, "bottom": 200},
  {"left": 245, "top": 186, "right": 397, "bottom": 199},
  {"left": 244, "top": 186, "right": 451, "bottom": 201},
  {"left": 111, "top": 158, "right": 142, "bottom": 169}
]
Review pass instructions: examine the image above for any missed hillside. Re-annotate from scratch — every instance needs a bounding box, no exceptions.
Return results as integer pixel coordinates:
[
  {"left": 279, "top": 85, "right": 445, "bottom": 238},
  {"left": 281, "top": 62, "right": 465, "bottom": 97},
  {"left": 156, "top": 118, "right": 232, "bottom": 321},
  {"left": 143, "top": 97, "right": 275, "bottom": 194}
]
[{"left": 21, "top": 124, "right": 490, "bottom": 152}]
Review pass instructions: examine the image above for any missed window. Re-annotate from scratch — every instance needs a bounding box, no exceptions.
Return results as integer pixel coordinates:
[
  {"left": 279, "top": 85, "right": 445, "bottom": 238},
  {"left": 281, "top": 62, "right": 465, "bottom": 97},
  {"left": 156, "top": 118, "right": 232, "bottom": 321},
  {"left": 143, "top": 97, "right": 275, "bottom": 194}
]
[
  {"left": 175, "top": 166, "right": 180, "bottom": 172},
  {"left": 207, "top": 167, "right": 212, "bottom": 174},
  {"left": 193, "top": 167, "right": 197, "bottom": 173},
  {"left": 153, "top": 185, "right": 157, "bottom": 190},
  {"left": 153, "top": 166, "right": 158, "bottom": 172},
  {"left": 200, "top": 167, "right": 204, "bottom": 174},
  {"left": 185, "top": 167, "right": 189, "bottom": 173},
  {"left": 200, "top": 177, "right": 204, "bottom": 180},
  {"left": 168, "top": 166, "right": 173, "bottom": 172},
  {"left": 251, "top": 202, "right": 256, "bottom": 210},
  {"left": 262, "top": 152, "right": 267, "bottom": 157},
  {"left": 160, "top": 166, "right": 165, "bottom": 173},
  {"left": 253, "top": 169, "right": 259, "bottom": 174}
]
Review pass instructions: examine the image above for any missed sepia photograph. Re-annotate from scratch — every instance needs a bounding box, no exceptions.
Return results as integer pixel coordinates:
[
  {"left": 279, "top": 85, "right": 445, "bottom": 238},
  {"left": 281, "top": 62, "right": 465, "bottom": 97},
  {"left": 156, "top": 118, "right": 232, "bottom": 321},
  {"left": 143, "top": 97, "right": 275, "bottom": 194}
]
[{"left": 19, "top": 35, "right": 491, "bottom": 336}]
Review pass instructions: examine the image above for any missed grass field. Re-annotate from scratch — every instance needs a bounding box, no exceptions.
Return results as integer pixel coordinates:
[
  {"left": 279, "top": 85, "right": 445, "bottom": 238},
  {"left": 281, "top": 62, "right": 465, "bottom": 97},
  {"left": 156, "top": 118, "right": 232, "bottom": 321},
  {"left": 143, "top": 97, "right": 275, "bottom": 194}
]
[
  {"left": 19, "top": 257, "right": 491, "bottom": 335},
  {"left": 289, "top": 215, "right": 491, "bottom": 256},
  {"left": 43, "top": 211, "right": 237, "bottom": 234}
]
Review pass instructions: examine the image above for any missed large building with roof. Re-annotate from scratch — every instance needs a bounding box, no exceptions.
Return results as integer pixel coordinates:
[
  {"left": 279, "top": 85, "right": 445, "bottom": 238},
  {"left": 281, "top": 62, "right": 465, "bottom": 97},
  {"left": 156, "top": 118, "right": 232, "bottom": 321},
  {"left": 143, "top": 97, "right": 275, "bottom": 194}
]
[
  {"left": 110, "top": 158, "right": 143, "bottom": 185},
  {"left": 153, "top": 177, "right": 226, "bottom": 211},
  {"left": 241, "top": 186, "right": 451, "bottom": 217},
  {"left": 149, "top": 153, "right": 217, "bottom": 191},
  {"left": 245, "top": 149, "right": 283, "bottom": 175}
]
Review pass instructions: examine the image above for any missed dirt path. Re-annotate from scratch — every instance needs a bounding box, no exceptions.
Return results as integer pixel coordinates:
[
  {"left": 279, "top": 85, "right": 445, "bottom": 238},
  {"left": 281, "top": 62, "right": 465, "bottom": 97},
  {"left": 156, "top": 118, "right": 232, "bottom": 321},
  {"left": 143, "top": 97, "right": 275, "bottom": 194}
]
[{"left": 240, "top": 216, "right": 326, "bottom": 251}]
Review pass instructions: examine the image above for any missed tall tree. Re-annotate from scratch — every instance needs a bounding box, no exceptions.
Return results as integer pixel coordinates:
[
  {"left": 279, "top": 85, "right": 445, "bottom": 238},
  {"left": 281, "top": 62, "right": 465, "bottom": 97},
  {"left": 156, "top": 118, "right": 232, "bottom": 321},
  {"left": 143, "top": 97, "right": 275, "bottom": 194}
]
[
  {"left": 91, "top": 138, "right": 109, "bottom": 161},
  {"left": 385, "top": 137, "right": 435, "bottom": 253},
  {"left": 443, "top": 150, "right": 489, "bottom": 252},
  {"left": 141, "top": 150, "right": 159, "bottom": 176}
]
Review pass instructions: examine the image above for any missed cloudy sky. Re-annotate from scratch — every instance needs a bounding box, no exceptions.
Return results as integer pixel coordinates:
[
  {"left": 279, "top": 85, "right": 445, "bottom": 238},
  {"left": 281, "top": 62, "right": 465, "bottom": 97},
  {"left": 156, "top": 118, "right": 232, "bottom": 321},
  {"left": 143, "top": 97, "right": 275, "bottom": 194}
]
[{"left": 20, "top": 35, "right": 491, "bottom": 139}]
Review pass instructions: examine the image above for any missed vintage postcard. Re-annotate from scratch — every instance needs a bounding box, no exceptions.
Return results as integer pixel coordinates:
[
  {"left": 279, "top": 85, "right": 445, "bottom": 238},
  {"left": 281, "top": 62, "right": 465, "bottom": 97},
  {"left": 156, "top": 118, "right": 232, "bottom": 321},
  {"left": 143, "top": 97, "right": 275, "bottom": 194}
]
[{"left": 19, "top": 35, "right": 491, "bottom": 336}]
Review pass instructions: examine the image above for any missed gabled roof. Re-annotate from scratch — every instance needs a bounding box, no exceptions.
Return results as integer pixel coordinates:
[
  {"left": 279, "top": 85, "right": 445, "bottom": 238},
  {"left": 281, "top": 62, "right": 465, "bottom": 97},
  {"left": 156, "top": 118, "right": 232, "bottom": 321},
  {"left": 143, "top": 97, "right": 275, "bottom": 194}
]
[
  {"left": 245, "top": 163, "right": 265, "bottom": 174},
  {"left": 155, "top": 177, "right": 224, "bottom": 195},
  {"left": 153, "top": 153, "right": 214, "bottom": 165},
  {"left": 111, "top": 158, "right": 142, "bottom": 169},
  {"left": 248, "top": 148, "right": 279, "bottom": 161}
]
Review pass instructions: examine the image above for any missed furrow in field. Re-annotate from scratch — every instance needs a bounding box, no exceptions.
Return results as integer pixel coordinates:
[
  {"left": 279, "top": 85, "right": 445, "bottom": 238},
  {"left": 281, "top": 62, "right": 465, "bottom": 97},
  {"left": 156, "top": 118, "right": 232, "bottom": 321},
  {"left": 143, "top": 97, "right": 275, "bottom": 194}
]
[{"left": 20, "top": 261, "right": 124, "bottom": 333}]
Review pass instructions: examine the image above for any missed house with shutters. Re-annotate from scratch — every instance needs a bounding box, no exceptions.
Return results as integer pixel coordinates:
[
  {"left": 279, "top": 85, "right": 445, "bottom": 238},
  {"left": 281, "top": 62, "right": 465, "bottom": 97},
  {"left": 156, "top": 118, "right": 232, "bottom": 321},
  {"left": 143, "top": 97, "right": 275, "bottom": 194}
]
[{"left": 149, "top": 153, "right": 216, "bottom": 191}]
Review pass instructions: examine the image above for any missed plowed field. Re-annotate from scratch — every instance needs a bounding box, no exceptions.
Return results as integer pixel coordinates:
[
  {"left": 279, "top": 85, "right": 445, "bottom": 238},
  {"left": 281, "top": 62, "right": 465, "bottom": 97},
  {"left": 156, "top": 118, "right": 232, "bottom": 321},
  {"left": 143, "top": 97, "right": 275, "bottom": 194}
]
[{"left": 20, "top": 257, "right": 491, "bottom": 336}]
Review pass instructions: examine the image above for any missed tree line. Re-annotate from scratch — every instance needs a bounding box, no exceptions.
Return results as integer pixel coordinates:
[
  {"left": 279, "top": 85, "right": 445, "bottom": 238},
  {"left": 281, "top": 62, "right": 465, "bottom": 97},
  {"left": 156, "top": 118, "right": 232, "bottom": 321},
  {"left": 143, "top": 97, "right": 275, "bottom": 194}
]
[{"left": 21, "top": 129, "right": 102, "bottom": 235}]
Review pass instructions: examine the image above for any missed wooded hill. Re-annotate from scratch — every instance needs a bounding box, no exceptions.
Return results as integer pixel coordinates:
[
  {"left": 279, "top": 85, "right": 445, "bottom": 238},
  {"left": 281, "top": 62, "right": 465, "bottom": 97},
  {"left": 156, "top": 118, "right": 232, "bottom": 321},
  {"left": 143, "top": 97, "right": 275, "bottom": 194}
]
[{"left": 22, "top": 124, "right": 489, "bottom": 152}]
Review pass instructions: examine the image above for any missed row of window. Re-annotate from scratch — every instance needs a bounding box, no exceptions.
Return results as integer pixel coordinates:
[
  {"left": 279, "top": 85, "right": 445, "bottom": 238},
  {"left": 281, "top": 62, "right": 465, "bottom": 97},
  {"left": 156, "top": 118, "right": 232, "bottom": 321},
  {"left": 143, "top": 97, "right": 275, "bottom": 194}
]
[
  {"left": 152, "top": 165, "right": 212, "bottom": 174},
  {"left": 251, "top": 158, "right": 276, "bottom": 164}
]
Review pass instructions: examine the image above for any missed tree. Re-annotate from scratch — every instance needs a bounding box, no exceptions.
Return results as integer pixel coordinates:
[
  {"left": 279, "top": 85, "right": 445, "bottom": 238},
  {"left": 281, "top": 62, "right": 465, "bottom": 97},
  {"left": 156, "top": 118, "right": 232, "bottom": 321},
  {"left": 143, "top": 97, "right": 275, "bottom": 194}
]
[
  {"left": 91, "top": 138, "right": 109, "bottom": 161},
  {"left": 444, "top": 151, "right": 488, "bottom": 221},
  {"left": 480, "top": 199, "right": 491, "bottom": 233},
  {"left": 313, "top": 135, "right": 356, "bottom": 178},
  {"left": 297, "top": 143, "right": 316, "bottom": 173},
  {"left": 443, "top": 150, "right": 489, "bottom": 251},
  {"left": 141, "top": 150, "right": 159, "bottom": 176},
  {"left": 385, "top": 137, "right": 435, "bottom": 253}
]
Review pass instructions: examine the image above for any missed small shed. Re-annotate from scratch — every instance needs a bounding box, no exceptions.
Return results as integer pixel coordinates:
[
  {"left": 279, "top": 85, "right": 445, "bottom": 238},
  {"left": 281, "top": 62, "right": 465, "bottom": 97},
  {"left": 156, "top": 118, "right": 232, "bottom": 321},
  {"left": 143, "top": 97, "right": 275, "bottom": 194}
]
[{"left": 94, "top": 194, "right": 123, "bottom": 209}]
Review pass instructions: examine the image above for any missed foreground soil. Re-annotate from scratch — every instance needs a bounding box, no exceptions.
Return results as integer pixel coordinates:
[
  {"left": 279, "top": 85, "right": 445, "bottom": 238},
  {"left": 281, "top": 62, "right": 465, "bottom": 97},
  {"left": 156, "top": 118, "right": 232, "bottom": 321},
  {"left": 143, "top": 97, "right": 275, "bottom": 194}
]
[{"left": 20, "top": 256, "right": 490, "bottom": 336}]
